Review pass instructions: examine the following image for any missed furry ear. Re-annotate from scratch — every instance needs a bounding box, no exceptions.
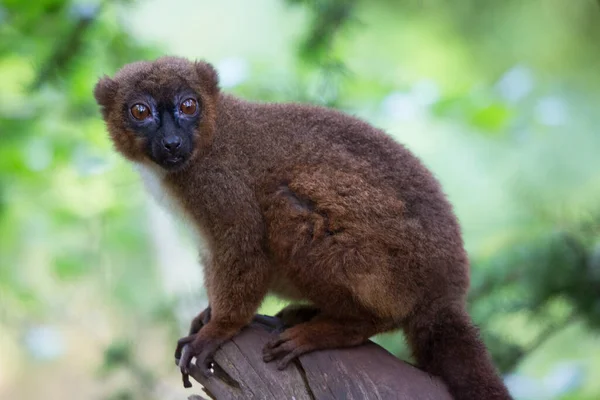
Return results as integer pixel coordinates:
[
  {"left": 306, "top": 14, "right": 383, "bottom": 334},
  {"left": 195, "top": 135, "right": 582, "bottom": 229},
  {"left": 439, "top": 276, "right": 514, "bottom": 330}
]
[
  {"left": 195, "top": 61, "right": 220, "bottom": 96},
  {"left": 93, "top": 75, "right": 118, "bottom": 117}
]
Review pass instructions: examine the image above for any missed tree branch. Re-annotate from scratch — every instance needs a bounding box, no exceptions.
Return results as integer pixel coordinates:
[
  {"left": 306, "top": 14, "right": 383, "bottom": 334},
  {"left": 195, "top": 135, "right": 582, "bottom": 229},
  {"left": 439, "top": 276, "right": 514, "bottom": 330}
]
[{"left": 185, "top": 318, "right": 452, "bottom": 400}]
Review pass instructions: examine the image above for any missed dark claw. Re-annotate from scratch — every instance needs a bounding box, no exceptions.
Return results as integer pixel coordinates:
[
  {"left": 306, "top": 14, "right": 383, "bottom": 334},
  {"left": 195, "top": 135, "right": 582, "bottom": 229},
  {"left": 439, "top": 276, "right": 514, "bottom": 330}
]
[
  {"left": 263, "top": 335, "right": 292, "bottom": 362},
  {"left": 176, "top": 335, "right": 224, "bottom": 387},
  {"left": 199, "top": 357, "right": 214, "bottom": 378},
  {"left": 182, "top": 371, "right": 192, "bottom": 388},
  {"left": 177, "top": 306, "right": 214, "bottom": 388},
  {"left": 175, "top": 334, "right": 196, "bottom": 361},
  {"left": 175, "top": 343, "right": 186, "bottom": 366},
  {"left": 276, "top": 346, "right": 307, "bottom": 370},
  {"left": 195, "top": 339, "right": 222, "bottom": 376},
  {"left": 177, "top": 345, "right": 194, "bottom": 388},
  {"left": 175, "top": 335, "right": 197, "bottom": 389},
  {"left": 179, "top": 341, "right": 195, "bottom": 376}
]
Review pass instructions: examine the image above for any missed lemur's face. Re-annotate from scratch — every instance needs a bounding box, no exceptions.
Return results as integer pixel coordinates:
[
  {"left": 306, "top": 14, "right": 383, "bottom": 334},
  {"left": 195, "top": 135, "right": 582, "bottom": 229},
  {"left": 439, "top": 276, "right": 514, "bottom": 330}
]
[
  {"left": 122, "top": 88, "right": 200, "bottom": 170},
  {"left": 94, "top": 57, "right": 219, "bottom": 171}
]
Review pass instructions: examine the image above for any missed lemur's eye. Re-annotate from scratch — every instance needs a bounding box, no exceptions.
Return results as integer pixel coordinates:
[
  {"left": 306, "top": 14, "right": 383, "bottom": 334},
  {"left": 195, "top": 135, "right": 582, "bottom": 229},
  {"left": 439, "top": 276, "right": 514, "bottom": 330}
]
[
  {"left": 131, "top": 103, "right": 151, "bottom": 120},
  {"left": 180, "top": 98, "right": 197, "bottom": 115}
]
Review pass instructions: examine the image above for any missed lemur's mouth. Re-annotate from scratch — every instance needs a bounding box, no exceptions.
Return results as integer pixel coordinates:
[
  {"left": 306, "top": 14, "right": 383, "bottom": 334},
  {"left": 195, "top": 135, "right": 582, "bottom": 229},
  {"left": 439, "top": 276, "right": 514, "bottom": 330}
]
[
  {"left": 159, "top": 155, "right": 189, "bottom": 171},
  {"left": 166, "top": 156, "right": 182, "bottom": 164}
]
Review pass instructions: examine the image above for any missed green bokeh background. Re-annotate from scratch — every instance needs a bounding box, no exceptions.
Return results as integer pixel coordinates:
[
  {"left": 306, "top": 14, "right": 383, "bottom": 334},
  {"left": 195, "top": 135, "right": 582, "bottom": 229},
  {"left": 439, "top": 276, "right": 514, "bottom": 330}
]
[{"left": 1, "top": 1, "right": 599, "bottom": 399}]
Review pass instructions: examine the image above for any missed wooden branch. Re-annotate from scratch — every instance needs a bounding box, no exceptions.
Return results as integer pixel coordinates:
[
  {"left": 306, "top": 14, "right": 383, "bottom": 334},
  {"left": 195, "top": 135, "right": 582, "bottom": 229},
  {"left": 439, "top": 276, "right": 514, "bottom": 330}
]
[{"left": 187, "top": 318, "right": 452, "bottom": 400}]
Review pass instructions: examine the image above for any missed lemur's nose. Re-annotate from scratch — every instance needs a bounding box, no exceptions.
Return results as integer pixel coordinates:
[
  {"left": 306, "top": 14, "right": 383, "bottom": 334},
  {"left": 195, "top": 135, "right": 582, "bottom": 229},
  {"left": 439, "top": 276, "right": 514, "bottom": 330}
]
[{"left": 162, "top": 136, "right": 182, "bottom": 151}]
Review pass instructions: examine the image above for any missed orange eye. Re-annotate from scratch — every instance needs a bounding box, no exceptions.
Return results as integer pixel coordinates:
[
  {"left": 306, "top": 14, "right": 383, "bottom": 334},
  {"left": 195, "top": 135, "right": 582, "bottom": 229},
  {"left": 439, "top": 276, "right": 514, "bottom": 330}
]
[
  {"left": 131, "top": 103, "right": 150, "bottom": 120},
  {"left": 180, "top": 98, "right": 197, "bottom": 115}
]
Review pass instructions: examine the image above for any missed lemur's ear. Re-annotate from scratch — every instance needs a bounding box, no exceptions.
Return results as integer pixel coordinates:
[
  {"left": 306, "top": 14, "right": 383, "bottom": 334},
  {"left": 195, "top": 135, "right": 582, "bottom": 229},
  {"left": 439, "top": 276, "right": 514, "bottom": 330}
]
[
  {"left": 195, "top": 61, "right": 220, "bottom": 96},
  {"left": 93, "top": 75, "right": 118, "bottom": 117}
]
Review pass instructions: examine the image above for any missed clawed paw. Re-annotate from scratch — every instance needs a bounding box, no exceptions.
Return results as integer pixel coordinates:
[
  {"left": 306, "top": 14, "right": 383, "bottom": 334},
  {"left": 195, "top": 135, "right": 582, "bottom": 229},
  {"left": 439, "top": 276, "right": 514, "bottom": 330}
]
[
  {"left": 262, "top": 332, "right": 312, "bottom": 370},
  {"left": 174, "top": 334, "right": 223, "bottom": 388}
]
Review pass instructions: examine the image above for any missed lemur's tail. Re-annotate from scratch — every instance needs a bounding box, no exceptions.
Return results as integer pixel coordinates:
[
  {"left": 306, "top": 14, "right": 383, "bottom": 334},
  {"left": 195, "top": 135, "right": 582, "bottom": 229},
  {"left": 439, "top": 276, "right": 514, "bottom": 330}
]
[{"left": 404, "top": 302, "right": 513, "bottom": 400}]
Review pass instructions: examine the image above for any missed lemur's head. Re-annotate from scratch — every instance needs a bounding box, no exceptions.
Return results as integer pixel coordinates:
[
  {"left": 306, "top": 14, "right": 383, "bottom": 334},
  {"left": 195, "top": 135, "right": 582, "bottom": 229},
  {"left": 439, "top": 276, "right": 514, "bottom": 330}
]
[{"left": 94, "top": 56, "right": 219, "bottom": 171}]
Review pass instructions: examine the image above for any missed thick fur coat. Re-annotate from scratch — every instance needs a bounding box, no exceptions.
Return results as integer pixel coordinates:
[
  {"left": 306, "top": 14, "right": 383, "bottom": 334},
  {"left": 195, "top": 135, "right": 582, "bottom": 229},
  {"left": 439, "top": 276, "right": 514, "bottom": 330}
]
[{"left": 94, "top": 57, "right": 512, "bottom": 399}]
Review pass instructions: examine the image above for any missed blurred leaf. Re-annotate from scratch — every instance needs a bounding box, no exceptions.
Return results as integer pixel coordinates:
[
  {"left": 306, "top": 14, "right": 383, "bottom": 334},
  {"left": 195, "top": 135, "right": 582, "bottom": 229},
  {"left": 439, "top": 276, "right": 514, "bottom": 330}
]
[
  {"left": 101, "top": 340, "right": 133, "bottom": 372},
  {"left": 52, "top": 252, "right": 92, "bottom": 280},
  {"left": 105, "top": 390, "right": 134, "bottom": 400},
  {"left": 469, "top": 102, "right": 512, "bottom": 133}
]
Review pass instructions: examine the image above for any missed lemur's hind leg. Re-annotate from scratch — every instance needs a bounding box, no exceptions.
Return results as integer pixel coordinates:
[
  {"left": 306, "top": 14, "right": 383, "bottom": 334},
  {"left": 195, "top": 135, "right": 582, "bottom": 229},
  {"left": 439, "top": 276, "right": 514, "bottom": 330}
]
[{"left": 262, "top": 313, "right": 387, "bottom": 369}]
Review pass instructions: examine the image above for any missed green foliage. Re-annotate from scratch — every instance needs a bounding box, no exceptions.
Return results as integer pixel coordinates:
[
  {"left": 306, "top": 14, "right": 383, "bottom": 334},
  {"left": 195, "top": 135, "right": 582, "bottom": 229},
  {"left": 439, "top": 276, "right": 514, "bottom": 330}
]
[
  {"left": 287, "top": 0, "right": 359, "bottom": 64},
  {"left": 101, "top": 340, "right": 133, "bottom": 372}
]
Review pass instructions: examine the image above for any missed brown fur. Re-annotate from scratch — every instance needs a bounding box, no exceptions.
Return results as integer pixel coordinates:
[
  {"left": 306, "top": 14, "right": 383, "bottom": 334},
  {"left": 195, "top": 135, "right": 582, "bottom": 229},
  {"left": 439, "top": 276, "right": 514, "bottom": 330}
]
[{"left": 94, "top": 56, "right": 512, "bottom": 399}]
